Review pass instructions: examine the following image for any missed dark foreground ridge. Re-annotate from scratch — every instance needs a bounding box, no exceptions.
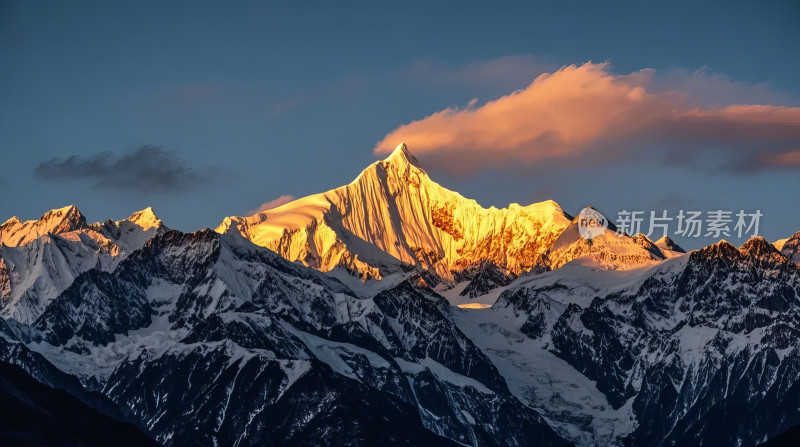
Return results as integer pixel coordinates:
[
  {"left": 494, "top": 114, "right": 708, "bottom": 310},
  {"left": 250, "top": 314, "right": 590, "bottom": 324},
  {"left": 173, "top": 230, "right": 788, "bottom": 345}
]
[{"left": 0, "top": 362, "right": 159, "bottom": 447}]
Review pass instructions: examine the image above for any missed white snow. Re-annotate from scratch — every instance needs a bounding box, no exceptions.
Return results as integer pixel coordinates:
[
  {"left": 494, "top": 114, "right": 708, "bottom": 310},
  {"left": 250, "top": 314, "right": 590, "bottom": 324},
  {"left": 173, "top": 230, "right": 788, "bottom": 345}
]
[
  {"left": 394, "top": 356, "right": 494, "bottom": 395},
  {"left": 452, "top": 307, "right": 637, "bottom": 446},
  {"left": 0, "top": 206, "right": 168, "bottom": 323},
  {"left": 216, "top": 143, "right": 572, "bottom": 282},
  {"left": 286, "top": 325, "right": 391, "bottom": 382}
]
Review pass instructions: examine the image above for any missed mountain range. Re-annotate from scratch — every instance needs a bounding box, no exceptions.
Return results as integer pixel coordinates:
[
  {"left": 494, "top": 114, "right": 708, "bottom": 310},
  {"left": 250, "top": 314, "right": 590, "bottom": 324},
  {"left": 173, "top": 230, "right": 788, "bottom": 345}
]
[
  {"left": 217, "top": 144, "right": 667, "bottom": 304},
  {"left": 1, "top": 143, "right": 799, "bottom": 446}
]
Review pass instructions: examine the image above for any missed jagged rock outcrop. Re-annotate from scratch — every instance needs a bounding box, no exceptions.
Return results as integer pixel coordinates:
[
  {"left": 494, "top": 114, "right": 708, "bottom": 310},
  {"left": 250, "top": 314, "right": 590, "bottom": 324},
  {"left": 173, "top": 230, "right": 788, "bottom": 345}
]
[
  {"left": 458, "top": 262, "right": 516, "bottom": 298},
  {"left": 486, "top": 236, "right": 800, "bottom": 445},
  {"left": 26, "top": 228, "right": 569, "bottom": 447},
  {"left": 780, "top": 231, "right": 800, "bottom": 264}
]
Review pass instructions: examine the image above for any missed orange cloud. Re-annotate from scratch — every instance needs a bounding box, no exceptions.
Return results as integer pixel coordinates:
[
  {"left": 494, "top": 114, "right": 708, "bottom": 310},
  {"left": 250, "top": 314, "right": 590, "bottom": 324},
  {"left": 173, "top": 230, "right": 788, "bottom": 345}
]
[
  {"left": 248, "top": 195, "right": 296, "bottom": 214},
  {"left": 663, "top": 105, "right": 800, "bottom": 142},
  {"left": 761, "top": 150, "right": 800, "bottom": 167},
  {"left": 374, "top": 62, "right": 800, "bottom": 174}
]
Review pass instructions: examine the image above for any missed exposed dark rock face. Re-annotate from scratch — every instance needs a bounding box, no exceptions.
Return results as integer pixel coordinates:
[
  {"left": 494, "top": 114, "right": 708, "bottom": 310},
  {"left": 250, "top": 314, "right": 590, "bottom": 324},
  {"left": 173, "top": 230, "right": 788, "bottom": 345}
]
[
  {"left": 498, "top": 237, "right": 800, "bottom": 446},
  {"left": 458, "top": 262, "right": 516, "bottom": 299},
  {"left": 15, "top": 216, "right": 800, "bottom": 446},
  {"left": 22, "top": 229, "right": 569, "bottom": 447}
]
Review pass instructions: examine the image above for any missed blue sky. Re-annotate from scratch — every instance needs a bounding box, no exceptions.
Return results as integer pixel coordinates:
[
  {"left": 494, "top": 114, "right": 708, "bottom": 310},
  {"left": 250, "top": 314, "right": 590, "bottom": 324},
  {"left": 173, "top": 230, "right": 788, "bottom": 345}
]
[{"left": 1, "top": 0, "right": 799, "bottom": 249}]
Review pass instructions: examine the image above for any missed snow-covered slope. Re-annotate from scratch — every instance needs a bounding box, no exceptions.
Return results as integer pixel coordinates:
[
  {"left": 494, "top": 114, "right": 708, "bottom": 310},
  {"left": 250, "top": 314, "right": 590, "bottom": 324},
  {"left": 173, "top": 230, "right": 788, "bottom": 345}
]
[
  {"left": 10, "top": 150, "right": 800, "bottom": 446},
  {"left": 0, "top": 206, "right": 167, "bottom": 323},
  {"left": 25, "top": 228, "right": 569, "bottom": 447},
  {"left": 540, "top": 213, "right": 665, "bottom": 271},
  {"left": 487, "top": 235, "right": 800, "bottom": 445},
  {"left": 654, "top": 236, "right": 686, "bottom": 256},
  {"left": 217, "top": 144, "right": 572, "bottom": 282},
  {"left": 90, "top": 206, "right": 164, "bottom": 253},
  {"left": 8, "top": 200, "right": 800, "bottom": 446}
]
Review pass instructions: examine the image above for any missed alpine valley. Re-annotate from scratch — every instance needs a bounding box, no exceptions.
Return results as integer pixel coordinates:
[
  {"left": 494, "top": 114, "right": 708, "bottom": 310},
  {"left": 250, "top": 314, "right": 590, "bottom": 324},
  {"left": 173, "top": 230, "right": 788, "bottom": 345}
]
[{"left": 2, "top": 144, "right": 799, "bottom": 446}]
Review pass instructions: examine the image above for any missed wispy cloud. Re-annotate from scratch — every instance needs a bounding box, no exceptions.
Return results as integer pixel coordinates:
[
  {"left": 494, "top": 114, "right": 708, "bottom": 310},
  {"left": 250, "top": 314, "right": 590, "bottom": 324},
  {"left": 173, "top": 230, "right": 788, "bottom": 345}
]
[
  {"left": 35, "top": 146, "right": 213, "bottom": 193},
  {"left": 247, "top": 195, "right": 296, "bottom": 214},
  {"left": 761, "top": 149, "right": 800, "bottom": 168},
  {"left": 648, "top": 67, "right": 797, "bottom": 108},
  {"left": 374, "top": 62, "right": 800, "bottom": 175},
  {"left": 405, "top": 55, "right": 555, "bottom": 89}
]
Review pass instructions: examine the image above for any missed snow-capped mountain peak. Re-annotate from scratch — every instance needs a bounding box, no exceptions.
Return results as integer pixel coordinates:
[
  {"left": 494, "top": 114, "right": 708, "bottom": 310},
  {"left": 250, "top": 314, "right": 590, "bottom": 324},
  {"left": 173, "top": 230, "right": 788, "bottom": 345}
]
[
  {"left": 0, "top": 204, "right": 87, "bottom": 247},
  {"left": 695, "top": 239, "right": 739, "bottom": 261},
  {"left": 42, "top": 204, "right": 82, "bottom": 221},
  {"left": 90, "top": 207, "right": 168, "bottom": 253},
  {"left": 217, "top": 143, "right": 573, "bottom": 284},
  {"left": 0, "top": 206, "right": 169, "bottom": 323},
  {"left": 740, "top": 235, "right": 780, "bottom": 255},
  {"left": 124, "top": 207, "right": 162, "bottom": 231},
  {"left": 383, "top": 142, "right": 422, "bottom": 170},
  {"left": 1, "top": 216, "right": 20, "bottom": 226},
  {"left": 632, "top": 233, "right": 665, "bottom": 258},
  {"left": 655, "top": 236, "right": 686, "bottom": 253},
  {"left": 779, "top": 231, "right": 800, "bottom": 264},
  {"left": 541, "top": 210, "right": 665, "bottom": 271}
]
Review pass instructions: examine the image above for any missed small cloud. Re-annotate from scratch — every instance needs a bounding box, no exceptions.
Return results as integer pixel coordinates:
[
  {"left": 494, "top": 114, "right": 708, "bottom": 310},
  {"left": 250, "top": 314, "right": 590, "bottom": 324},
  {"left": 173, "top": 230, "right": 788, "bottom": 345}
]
[
  {"left": 247, "top": 195, "right": 296, "bottom": 214},
  {"left": 375, "top": 62, "right": 800, "bottom": 175},
  {"left": 761, "top": 149, "right": 800, "bottom": 167},
  {"left": 271, "top": 97, "right": 304, "bottom": 114},
  {"left": 649, "top": 67, "right": 798, "bottom": 108},
  {"left": 721, "top": 147, "right": 800, "bottom": 173},
  {"left": 405, "top": 55, "right": 555, "bottom": 89},
  {"left": 35, "top": 146, "right": 213, "bottom": 193}
]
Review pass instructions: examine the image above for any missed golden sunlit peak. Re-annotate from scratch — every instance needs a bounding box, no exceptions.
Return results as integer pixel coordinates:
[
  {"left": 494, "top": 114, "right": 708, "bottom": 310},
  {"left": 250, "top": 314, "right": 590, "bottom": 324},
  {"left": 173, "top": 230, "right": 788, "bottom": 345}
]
[
  {"left": 384, "top": 142, "right": 421, "bottom": 169},
  {"left": 2, "top": 216, "right": 20, "bottom": 226},
  {"left": 126, "top": 207, "right": 162, "bottom": 230},
  {"left": 45, "top": 204, "right": 81, "bottom": 217}
]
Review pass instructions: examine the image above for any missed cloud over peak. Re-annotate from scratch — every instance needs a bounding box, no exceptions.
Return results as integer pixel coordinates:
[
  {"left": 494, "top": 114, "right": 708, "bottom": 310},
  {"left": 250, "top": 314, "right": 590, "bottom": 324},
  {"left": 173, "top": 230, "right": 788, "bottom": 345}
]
[
  {"left": 247, "top": 195, "right": 297, "bottom": 215},
  {"left": 374, "top": 62, "right": 800, "bottom": 175},
  {"left": 35, "top": 146, "right": 212, "bottom": 193}
]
